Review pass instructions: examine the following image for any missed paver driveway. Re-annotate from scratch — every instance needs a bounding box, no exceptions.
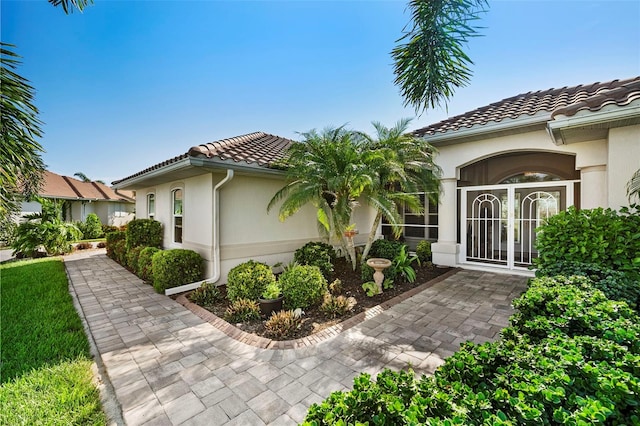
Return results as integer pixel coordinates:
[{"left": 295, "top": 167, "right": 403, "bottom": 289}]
[{"left": 65, "top": 250, "right": 529, "bottom": 425}]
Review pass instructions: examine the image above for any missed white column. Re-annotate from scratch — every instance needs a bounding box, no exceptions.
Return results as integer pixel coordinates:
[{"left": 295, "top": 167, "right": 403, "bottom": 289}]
[
  {"left": 432, "top": 178, "right": 459, "bottom": 266},
  {"left": 580, "top": 165, "right": 607, "bottom": 209}
]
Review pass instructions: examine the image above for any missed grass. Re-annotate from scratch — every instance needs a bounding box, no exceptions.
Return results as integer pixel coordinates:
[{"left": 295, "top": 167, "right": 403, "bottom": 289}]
[{"left": 0, "top": 258, "right": 107, "bottom": 425}]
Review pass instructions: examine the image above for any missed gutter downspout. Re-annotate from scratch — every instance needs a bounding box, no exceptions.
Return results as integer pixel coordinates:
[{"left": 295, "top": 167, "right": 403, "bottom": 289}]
[{"left": 165, "top": 169, "right": 235, "bottom": 296}]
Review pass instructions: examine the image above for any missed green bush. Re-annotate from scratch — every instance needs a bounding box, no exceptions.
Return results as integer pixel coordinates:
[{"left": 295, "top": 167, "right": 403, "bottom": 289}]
[
  {"left": 361, "top": 239, "right": 405, "bottom": 282},
  {"left": 224, "top": 298, "right": 260, "bottom": 323},
  {"left": 534, "top": 205, "right": 640, "bottom": 273},
  {"left": 137, "top": 246, "right": 160, "bottom": 283},
  {"left": 188, "top": 282, "right": 221, "bottom": 306},
  {"left": 101, "top": 225, "right": 118, "bottom": 234},
  {"left": 152, "top": 249, "right": 203, "bottom": 293},
  {"left": 226, "top": 260, "right": 275, "bottom": 302},
  {"left": 78, "top": 213, "right": 103, "bottom": 239},
  {"left": 536, "top": 261, "right": 640, "bottom": 309},
  {"left": 264, "top": 310, "right": 301, "bottom": 339},
  {"left": 112, "top": 239, "right": 127, "bottom": 265},
  {"left": 280, "top": 264, "right": 327, "bottom": 309},
  {"left": 125, "top": 219, "right": 162, "bottom": 251},
  {"left": 294, "top": 241, "right": 336, "bottom": 280},
  {"left": 303, "top": 275, "right": 640, "bottom": 425},
  {"left": 126, "top": 245, "right": 145, "bottom": 272},
  {"left": 416, "top": 240, "right": 432, "bottom": 262},
  {"left": 105, "top": 231, "right": 126, "bottom": 260}
]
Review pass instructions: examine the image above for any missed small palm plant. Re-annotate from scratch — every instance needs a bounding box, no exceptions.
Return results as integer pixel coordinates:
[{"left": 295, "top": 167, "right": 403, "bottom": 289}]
[{"left": 393, "top": 246, "right": 420, "bottom": 283}]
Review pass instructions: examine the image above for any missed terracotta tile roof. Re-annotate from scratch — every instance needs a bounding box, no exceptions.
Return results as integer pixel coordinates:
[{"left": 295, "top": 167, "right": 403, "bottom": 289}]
[
  {"left": 41, "top": 171, "right": 134, "bottom": 202},
  {"left": 414, "top": 76, "right": 640, "bottom": 137},
  {"left": 114, "top": 132, "right": 295, "bottom": 184},
  {"left": 188, "top": 132, "right": 294, "bottom": 167}
]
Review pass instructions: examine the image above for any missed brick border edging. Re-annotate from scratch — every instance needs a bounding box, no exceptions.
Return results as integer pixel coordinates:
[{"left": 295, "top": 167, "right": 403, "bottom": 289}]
[{"left": 176, "top": 267, "right": 461, "bottom": 350}]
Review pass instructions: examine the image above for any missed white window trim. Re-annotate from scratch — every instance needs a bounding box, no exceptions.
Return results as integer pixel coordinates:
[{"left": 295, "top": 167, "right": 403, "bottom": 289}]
[
  {"left": 171, "top": 188, "right": 183, "bottom": 245},
  {"left": 147, "top": 192, "right": 156, "bottom": 219}
]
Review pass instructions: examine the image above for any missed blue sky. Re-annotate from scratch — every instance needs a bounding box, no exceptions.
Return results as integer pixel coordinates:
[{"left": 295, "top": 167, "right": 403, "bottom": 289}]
[{"left": 2, "top": 0, "right": 639, "bottom": 184}]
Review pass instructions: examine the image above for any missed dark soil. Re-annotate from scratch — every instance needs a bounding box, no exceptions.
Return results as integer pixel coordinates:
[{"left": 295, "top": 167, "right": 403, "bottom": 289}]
[{"left": 191, "top": 258, "right": 451, "bottom": 341}]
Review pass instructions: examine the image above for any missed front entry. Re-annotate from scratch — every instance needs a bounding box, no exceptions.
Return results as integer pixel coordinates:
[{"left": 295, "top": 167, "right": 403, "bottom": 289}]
[{"left": 461, "top": 181, "right": 574, "bottom": 270}]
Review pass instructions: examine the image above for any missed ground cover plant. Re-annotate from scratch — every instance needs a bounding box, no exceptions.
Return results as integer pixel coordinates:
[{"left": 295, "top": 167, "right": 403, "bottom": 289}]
[
  {"left": 187, "top": 240, "right": 449, "bottom": 340},
  {"left": 0, "top": 258, "right": 106, "bottom": 425}
]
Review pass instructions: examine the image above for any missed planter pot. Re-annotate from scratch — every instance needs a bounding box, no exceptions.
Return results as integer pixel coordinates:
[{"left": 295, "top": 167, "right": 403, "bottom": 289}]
[{"left": 259, "top": 296, "right": 284, "bottom": 317}]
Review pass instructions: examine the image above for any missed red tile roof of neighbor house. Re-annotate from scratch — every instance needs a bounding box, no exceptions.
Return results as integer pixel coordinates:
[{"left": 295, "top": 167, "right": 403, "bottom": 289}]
[
  {"left": 113, "top": 132, "right": 296, "bottom": 184},
  {"left": 413, "top": 76, "right": 640, "bottom": 137},
  {"left": 41, "top": 171, "right": 135, "bottom": 202}
]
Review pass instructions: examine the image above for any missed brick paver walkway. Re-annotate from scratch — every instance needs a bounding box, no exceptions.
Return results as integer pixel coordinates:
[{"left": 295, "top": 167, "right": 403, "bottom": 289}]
[{"left": 65, "top": 250, "right": 529, "bottom": 425}]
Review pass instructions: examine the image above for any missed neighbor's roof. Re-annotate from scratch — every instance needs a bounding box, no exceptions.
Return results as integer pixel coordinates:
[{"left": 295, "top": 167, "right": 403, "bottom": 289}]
[
  {"left": 413, "top": 76, "right": 640, "bottom": 137},
  {"left": 41, "top": 171, "right": 135, "bottom": 202},
  {"left": 113, "top": 131, "right": 295, "bottom": 184}
]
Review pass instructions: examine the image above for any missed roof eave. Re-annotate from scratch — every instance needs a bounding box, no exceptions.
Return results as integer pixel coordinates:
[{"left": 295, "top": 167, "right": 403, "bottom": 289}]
[
  {"left": 189, "top": 157, "right": 286, "bottom": 178},
  {"left": 547, "top": 103, "right": 640, "bottom": 145},
  {"left": 112, "top": 157, "right": 193, "bottom": 190}
]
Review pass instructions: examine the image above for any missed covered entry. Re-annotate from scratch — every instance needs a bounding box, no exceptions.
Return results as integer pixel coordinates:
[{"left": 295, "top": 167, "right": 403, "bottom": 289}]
[{"left": 458, "top": 152, "right": 580, "bottom": 271}]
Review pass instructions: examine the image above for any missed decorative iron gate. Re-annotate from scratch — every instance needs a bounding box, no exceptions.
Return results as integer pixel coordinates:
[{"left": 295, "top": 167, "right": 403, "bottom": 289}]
[{"left": 461, "top": 182, "right": 574, "bottom": 270}]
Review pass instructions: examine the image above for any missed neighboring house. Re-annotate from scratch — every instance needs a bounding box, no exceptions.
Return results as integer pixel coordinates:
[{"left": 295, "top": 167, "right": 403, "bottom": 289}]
[
  {"left": 112, "top": 132, "right": 377, "bottom": 285},
  {"left": 21, "top": 171, "right": 136, "bottom": 227},
  {"left": 410, "top": 76, "right": 640, "bottom": 274}
]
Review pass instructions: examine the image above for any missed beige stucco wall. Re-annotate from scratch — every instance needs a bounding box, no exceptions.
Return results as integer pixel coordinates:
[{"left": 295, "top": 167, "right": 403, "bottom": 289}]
[{"left": 608, "top": 125, "right": 640, "bottom": 209}]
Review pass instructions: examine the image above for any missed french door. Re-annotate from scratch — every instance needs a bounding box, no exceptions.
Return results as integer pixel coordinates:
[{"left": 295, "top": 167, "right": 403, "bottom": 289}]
[{"left": 460, "top": 181, "right": 575, "bottom": 270}]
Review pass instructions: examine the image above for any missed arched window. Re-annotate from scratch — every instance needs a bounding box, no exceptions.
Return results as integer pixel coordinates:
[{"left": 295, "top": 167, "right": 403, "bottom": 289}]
[
  {"left": 172, "top": 189, "right": 183, "bottom": 244},
  {"left": 147, "top": 193, "right": 155, "bottom": 219}
]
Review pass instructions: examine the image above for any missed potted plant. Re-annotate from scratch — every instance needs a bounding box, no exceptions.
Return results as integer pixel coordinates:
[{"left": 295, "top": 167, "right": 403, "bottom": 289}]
[
  {"left": 343, "top": 223, "right": 358, "bottom": 239},
  {"left": 258, "top": 281, "right": 283, "bottom": 317}
]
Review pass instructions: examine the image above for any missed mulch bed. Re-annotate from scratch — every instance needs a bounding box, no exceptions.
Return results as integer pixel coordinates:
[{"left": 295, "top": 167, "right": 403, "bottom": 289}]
[{"left": 189, "top": 258, "right": 451, "bottom": 341}]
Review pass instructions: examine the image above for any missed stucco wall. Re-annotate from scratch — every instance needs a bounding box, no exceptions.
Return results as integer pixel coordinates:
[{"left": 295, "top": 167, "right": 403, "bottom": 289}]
[{"left": 608, "top": 125, "right": 640, "bottom": 209}]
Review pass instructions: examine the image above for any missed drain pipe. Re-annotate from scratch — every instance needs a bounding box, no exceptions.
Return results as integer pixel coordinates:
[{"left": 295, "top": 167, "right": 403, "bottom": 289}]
[{"left": 165, "top": 169, "right": 234, "bottom": 295}]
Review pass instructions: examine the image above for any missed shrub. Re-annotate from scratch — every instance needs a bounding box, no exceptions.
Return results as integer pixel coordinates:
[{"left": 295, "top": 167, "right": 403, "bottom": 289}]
[
  {"left": 137, "top": 247, "right": 160, "bottom": 282},
  {"left": 393, "top": 245, "right": 419, "bottom": 283},
  {"left": 12, "top": 220, "right": 81, "bottom": 257},
  {"left": 188, "top": 282, "right": 221, "bottom": 306},
  {"left": 280, "top": 264, "right": 327, "bottom": 309},
  {"left": 534, "top": 205, "right": 640, "bottom": 273},
  {"left": 536, "top": 261, "right": 640, "bottom": 309},
  {"left": 74, "top": 242, "right": 93, "bottom": 250},
  {"left": 112, "top": 239, "right": 127, "bottom": 265},
  {"left": 152, "top": 249, "right": 203, "bottom": 293},
  {"left": 80, "top": 213, "right": 103, "bottom": 239},
  {"left": 102, "top": 225, "right": 118, "bottom": 234},
  {"left": 320, "top": 293, "right": 356, "bottom": 318},
  {"left": 224, "top": 298, "right": 260, "bottom": 323},
  {"left": 328, "top": 278, "right": 342, "bottom": 295},
  {"left": 361, "top": 239, "right": 405, "bottom": 282},
  {"left": 226, "top": 260, "right": 276, "bottom": 302},
  {"left": 416, "top": 240, "right": 432, "bottom": 262},
  {"left": 126, "top": 245, "right": 145, "bottom": 272},
  {"left": 106, "top": 231, "right": 126, "bottom": 260},
  {"left": 125, "top": 219, "right": 162, "bottom": 250},
  {"left": 264, "top": 310, "right": 301, "bottom": 340},
  {"left": 294, "top": 241, "right": 336, "bottom": 280}
]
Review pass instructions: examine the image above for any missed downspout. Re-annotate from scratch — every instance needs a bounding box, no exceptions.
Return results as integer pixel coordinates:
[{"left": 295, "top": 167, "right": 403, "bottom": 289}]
[{"left": 165, "top": 169, "right": 234, "bottom": 296}]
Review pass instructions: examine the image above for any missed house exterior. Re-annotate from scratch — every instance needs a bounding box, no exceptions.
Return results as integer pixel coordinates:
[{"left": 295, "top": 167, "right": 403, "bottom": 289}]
[
  {"left": 21, "top": 171, "right": 135, "bottom": 226},
  {"left": 412, "top": 76, "right": 640, "bottom": 274},
  {"left": 112, "top": 132, "right": 377, "bottom": 286}
]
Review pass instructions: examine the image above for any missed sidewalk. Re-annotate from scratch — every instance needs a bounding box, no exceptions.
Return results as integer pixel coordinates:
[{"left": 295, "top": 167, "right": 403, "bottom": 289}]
[{"left": 65, "top": 250, "right": 529, "bottom": 425}]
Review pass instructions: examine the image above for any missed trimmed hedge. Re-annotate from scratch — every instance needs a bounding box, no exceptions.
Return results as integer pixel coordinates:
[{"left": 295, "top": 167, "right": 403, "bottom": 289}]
[
  {"left": 534, "top": 205, "right": 640, "bottom": 273},
  {"left": 126, "top": 246, "right": 145, "bottom": 273},
  {"left": 303, "top": 275, "right": 640, "bottom": 425},
  {"left": 125, "top": 219, "right": 162, "bottom": 250},
  {"left": 294, "top": 241, "right": 336, "bottom": 280},
  {"left": 137, "top": 246, "right": 160, "bottom": 283},
  {"left": 226, "top": 260, "right": 275, "bottom": 302},
  {"left": 105, "top": 230, "right": 125, "bottom": 260},
  {"left": 280, "top": 264, "right": 327, "bottom": 309},
  {"left": 151, "top": 249, "right": 203, "bottom": 293}
]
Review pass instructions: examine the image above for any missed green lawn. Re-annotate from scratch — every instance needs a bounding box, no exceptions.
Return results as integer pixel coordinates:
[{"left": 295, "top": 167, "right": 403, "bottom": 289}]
[{"left": 0, "top": 258, "right": 107, "bottom": 425}]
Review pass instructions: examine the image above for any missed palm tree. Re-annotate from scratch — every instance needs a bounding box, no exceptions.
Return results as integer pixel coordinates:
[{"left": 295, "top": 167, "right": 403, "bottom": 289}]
[
  {"left": 74, "top": 172, "right": 105, "bottom": 185},
  {"left": 268, "top": 126, "right": 375, "bottom": 270},
  {"left": 357, "top": 119, "right": 442, "bottom": 260},
  {"left": 392, "top": 0, "right": 488, "bottom": 113},
  {"left": 627, "top": 169, "right": 640, "bottom": 203}
]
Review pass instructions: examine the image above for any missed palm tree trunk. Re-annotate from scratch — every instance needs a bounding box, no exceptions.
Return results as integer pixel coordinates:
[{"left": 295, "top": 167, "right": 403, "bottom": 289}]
[{"left": 362, "top": 211, "right": 383, "bottom": 261}]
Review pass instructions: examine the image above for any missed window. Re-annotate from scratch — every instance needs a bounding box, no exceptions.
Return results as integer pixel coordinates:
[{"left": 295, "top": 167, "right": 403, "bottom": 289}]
[
  {"left": 172, "top": 189, "right": 183, "bottom": 243},
  {"left": 147, "top": 193, "right": 155, "bottom": 219},
  {"left": 381, "top": 192, "right": 439, "bottom": 242}
]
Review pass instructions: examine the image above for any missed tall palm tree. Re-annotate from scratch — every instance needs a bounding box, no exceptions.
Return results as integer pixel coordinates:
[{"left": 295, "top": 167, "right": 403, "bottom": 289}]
[
  {"left": 627, "top": 169, "right": 640, "bottom": 203},
  {"left": 392, "top": 0, "right": 488, "bottom": 113},
  {"left": 74, "top": 172, "right": 105, "bottom": 185},
  {"left": 268, "top": 126, "right": 376, "bottom": 270},
  {"left": 357, "top": 119, "right": 442, "bottom": 260}
]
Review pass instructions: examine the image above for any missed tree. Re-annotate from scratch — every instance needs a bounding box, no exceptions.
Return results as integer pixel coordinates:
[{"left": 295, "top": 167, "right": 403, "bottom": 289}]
[
  {"left": 74, "top": 172, "right": 105, "bottom": 185},
  {"left": 392, "top": 0, "right": 488, "bottom": 113},
  {"left": 268, "top": 126, "right": 377, "bottom": 270},
  {"left": 357, "top": 118, "right": 442, "bottom": 260},
  {"left": 628, "top": 169, "right": 640, "bottom": 203}
]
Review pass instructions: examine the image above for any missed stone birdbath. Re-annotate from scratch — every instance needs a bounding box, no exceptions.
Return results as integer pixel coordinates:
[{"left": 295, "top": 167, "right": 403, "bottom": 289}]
[{"left": 366, "top": 258, "right": 392, "bottom": 294}]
